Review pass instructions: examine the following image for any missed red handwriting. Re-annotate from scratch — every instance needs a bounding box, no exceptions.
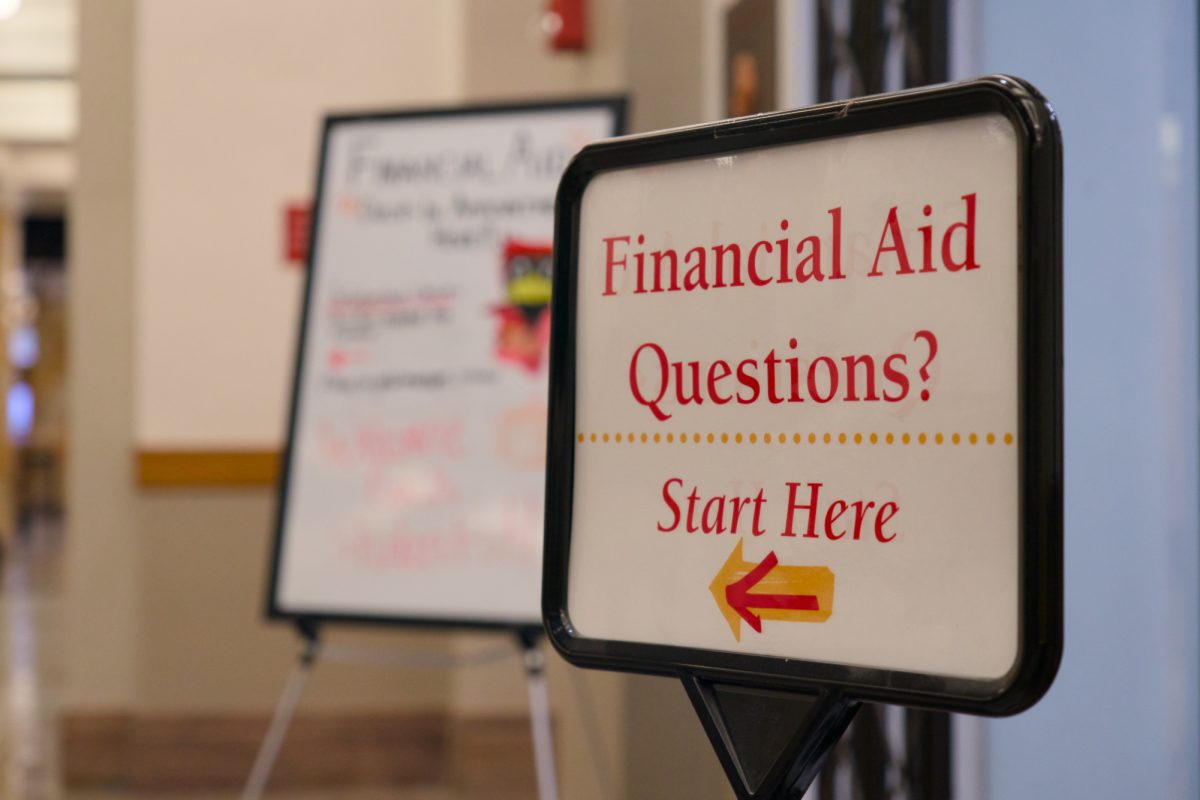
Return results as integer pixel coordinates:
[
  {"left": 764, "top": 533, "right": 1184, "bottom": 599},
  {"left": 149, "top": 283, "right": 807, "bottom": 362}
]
[
  {"left": 364, "top": 466, "right": 461, "bottom": 507},
  {"left": 338, "top": 521, "right": 470, "bottom": 570},
  {"left": 318, "top": 419, "right": 466, "bottom": 468},
  {"left": 473, "top": 497, "right": 542, "bottom": 564}
]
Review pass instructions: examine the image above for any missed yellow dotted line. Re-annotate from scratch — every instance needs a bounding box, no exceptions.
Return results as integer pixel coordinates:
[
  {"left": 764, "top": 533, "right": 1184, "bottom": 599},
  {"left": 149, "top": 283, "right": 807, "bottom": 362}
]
[{"left": 577, "top": 431, "right": 1015, "bottom": 446}]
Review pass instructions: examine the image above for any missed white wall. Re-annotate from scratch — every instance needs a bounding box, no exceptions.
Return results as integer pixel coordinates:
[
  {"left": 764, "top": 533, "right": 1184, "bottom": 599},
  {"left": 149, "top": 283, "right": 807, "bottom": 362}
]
[
  {"left": 980, "top": 1, "right": 1199, "bottom": 798},
  {"left": 135, "top": 0, "right": 464, "bottom": 448}
]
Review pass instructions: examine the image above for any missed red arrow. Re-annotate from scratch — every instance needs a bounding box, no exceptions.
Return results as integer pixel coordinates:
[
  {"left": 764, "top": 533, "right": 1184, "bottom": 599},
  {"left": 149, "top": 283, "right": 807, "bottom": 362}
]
[
  {"left": 710, "top": 542, "right": 834, "bottom": 640},
  {"left": 725, "top": 551, "right": 820, "bottom": 633}
]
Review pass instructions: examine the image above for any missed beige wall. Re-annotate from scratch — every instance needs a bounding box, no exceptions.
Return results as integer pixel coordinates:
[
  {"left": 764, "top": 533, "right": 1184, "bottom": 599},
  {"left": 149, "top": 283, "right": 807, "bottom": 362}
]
[
  {"left": 136, "top": 490, "right": 454, "bottom": 713},
  {"left": 623, "top": 0, "right": 706, "bottom": 133},
  {"left": 135, "top": 0, "right": 463, "bottom": 447},
  {"left": 462, "top": 0, "right": 625, "bottom": 102}
]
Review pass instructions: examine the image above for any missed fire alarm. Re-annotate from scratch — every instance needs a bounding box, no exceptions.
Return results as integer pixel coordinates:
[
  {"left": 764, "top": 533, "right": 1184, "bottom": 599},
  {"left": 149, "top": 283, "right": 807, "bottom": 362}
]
[{"left": 544, "top": 0, "right": 586, "bottom": 51}]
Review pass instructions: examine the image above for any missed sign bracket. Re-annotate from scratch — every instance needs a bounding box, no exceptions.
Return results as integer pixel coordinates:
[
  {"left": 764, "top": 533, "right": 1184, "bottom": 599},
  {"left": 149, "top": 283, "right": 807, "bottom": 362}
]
[{"left": 681, "top": 673, "right": 858, "bottom": 799}]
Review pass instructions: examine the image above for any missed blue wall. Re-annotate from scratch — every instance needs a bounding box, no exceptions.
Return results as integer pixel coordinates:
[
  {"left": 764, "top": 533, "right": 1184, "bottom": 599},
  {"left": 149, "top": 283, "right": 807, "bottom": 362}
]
[{"left": 979, "top": 1, "right": 1199, "bottom": 798}]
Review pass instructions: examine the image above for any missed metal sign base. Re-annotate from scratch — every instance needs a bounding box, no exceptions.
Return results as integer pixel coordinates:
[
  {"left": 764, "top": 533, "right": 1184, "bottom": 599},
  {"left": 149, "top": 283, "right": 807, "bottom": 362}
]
[{"left": 682, "top": 674, "right": 858, "bottom": 800}]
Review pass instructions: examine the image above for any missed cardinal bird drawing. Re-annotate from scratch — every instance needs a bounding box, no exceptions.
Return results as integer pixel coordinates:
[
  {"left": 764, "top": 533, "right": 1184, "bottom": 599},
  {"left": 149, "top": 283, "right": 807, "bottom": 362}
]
[{"left": 494, "top": 238, "right": 553, "bottom": 372}]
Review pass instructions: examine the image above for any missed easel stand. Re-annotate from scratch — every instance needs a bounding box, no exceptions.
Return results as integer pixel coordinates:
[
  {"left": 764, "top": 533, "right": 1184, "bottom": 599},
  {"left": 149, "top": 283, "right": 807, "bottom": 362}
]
[
  {"left": 519, "top": 628, "right": 560, "bottom": 800},
  {"left": 242, "top": 623, "right": 559, "bottom": 800},
  {"left": 682, "top": 673, "right": 859, "bottom": 800},
  {"left": 241, "top": 626, "right": 320, "bottom": 800}
]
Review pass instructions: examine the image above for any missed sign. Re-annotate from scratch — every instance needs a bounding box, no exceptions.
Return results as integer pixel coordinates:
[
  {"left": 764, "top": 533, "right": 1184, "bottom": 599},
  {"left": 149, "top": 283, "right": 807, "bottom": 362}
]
[
  {"left": 544, "top": 77, "right": 1060, "bottom": 714},
  {"left": 269, "top": 98, "right": 625, "bottom": 628}
]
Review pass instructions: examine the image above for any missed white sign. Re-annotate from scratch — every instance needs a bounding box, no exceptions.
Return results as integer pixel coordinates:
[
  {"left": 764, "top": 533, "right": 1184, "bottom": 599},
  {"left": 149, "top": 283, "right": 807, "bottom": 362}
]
[
  {"left": 272, "top": 101, "right": 622, "bottom": 625},
  {"left": 566, "top": 112, "right": 1023, "bottom": 680}
]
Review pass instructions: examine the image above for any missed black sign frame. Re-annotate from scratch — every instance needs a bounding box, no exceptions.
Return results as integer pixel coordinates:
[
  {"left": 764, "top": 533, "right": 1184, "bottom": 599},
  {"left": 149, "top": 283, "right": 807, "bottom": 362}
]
[{"left": 542, "top": 76, "right": 1061, "bottom": 716}]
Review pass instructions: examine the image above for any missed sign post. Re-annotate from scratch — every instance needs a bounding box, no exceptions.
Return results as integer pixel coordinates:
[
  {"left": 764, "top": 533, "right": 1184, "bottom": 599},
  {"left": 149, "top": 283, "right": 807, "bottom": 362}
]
[{"left": 543, "top": 76, "right": 1061, "bottom": 798}]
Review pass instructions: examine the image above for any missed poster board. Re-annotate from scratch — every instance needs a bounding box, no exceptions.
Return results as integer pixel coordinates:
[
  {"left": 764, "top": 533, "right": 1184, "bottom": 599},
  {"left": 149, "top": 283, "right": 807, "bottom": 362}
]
[
  {"left": 269, "top": 98, "right": 625, "bottom": 628},
  {"left": 543, "top": 77, "right": 1060, "bottom": 715}
]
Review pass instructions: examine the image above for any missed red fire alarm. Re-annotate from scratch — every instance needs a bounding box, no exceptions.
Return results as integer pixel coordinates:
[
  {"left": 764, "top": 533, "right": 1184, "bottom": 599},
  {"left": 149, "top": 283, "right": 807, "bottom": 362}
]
[{"left": 546, "top": 0, "right": 586, "bottom": 51}]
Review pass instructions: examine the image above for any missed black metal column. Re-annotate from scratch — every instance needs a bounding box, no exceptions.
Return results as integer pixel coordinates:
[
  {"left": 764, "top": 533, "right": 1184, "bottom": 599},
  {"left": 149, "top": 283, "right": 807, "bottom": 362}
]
[{"left": 814, "top": 3, "right": 952, "bottom": 797}]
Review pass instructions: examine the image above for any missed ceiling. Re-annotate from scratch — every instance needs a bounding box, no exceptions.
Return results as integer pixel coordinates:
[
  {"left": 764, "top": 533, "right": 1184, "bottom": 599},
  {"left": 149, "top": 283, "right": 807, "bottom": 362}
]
[{"left": 0, "top": 0, "right": 76, "bottom": 143}]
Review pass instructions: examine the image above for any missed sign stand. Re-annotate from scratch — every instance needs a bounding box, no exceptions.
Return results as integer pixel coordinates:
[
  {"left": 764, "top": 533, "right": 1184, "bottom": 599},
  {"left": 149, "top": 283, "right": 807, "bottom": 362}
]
[
  {"left": 242, "top": 624, "right": 561, "bottom": 800},
  {"left": 682, "top": 676, "right": 858, "bottom": 799}
]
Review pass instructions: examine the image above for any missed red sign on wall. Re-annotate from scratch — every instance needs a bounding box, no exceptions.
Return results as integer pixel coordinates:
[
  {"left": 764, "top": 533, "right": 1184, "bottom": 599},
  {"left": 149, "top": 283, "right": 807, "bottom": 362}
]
[{"left": 284, "top": 202, "right": 312, "bottom": 266}]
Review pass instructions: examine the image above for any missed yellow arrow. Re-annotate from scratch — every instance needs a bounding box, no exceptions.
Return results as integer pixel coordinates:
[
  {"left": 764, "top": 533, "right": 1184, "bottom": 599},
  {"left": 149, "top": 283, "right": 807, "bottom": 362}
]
[{"left": 709, "top": 540, "right": 834, "bottom": 642}]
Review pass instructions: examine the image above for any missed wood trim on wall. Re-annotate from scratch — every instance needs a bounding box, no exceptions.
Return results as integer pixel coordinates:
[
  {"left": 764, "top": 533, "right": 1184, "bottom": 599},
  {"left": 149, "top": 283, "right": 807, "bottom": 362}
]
[
  {"left": 62, "top": 711, "right": 537, "bottom": 794},
  {"left": 135, "top": 449, "right": 280, "bottom": 488},
  {"left": 63, "top": 710, "right": 447, "bottom": 791}
]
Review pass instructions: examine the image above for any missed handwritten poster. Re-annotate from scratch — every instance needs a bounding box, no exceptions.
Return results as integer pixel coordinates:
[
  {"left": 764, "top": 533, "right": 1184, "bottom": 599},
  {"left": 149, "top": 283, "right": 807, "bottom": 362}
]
[{"left": 271, "top": 101, "right": 623, "bottom": 625}]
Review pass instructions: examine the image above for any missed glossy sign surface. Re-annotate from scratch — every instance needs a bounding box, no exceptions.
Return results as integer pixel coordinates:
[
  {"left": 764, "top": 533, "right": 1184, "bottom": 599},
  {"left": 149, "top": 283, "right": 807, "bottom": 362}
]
[{"left": 546, "top": 78, "right": 1061, "bottom": 713}]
